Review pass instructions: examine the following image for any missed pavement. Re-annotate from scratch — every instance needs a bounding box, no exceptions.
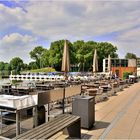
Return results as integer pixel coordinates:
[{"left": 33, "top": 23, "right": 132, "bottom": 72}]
[
  {"left": 1, "top": 82, "right": 140, "bottom": 139},
  {"left": 52, "top": 82, "right": 140, "bottom": 139}
]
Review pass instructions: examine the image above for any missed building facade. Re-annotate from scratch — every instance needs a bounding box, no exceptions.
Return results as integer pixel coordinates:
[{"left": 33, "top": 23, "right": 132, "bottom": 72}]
[
  {"left": 103, "top": 58, "right": 137, "bottom": 78},
  {"left": 137, "top": 58, "right": 140, "bottom": 76}
]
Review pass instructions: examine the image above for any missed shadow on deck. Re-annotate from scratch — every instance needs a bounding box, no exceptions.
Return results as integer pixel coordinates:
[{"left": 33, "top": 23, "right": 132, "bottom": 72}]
[{"left": 93, "top": 121, "right": 110, "bottom": 130}]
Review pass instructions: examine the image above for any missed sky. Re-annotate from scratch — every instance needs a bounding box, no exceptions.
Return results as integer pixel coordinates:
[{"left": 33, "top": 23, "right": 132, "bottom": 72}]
[{"left": 0, "top": 0, "right": 140, "bottom": 63}]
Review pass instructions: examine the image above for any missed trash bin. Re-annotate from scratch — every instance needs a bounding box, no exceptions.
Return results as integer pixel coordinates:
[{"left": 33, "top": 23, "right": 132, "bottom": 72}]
[{"left": 72, "top": 95, "right": 95, "bottom": 129}]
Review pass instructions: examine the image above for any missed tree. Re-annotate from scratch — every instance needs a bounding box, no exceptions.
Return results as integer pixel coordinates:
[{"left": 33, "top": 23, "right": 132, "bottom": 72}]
[
  {"left": 49, "top": 40, "right": 74, "bottom": 71},
  {"left": 0, "top": 62, "right": 5, "bottom": 71},
  {"left": 30, "top": 46, "right": 46, "bottom": 68},
  {"left": 10, "top": 57, "right": 24, "bottom": 74},
  {"left": 49, "top": 40, "right": 64, "bottom": 70},
  {"left": 29, "top": 40, "right": 118, "bottom": 72},
  {"left": 73, "top": 40, "right": 97, "bottom": 71},
  {"left": 125, "top": 53, "right": 137, "bottom": 59},
  {"left": 73, "top": 41, "right": 118, "bottom": 72},
  {"left": 96, "top": 42, "right": 118, "bottom": 71},
  {"left": 0, "top": 61, "right": 5, "bottom": 75},
  {"left": 28, "top": 62, "right": 38, "bottom": 70},
  {"left": 0, "top": 62, "right": 11, "bottom": 76},
  {"left": 40, "top": 49, "right": 50, "bottom": 67},
  {"left": 4, "top": 63, "right": 11, "bottom": 75},
  {"left": 23, "top": 63, "right": 30, "bottom": 71}
]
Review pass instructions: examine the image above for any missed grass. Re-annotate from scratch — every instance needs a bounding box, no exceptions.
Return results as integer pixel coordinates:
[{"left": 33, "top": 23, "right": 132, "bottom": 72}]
[{"left": 21, "top": 67, "right": 56, "bottom": 73}]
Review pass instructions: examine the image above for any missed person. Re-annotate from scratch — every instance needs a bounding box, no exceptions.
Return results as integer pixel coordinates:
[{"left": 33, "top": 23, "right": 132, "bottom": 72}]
[
  {"left": 112, "top": 74, "right": 115, "bottom": 79},
  {"left": 115, "top": 73, "right": 118, "bottom": 79},
  {"left": 68, "top": 75, "right": 74, "bottom": 81}
]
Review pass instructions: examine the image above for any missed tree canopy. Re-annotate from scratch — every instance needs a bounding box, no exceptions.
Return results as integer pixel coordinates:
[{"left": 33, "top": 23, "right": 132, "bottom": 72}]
[
  {"left": 0, "top": 39, "right": 119, "bottom": 75},
  {"left": 29, "top": 46, "right": 45, "bottom": 68},
  {"left": 47, "top": 40, "right": 118, "bottom": 72},
  {"left": 10, "top": 57, "right": 24, "bottom": 74},
  {"left": 125, "top": 53, "right": 137, "bottom": 59}
]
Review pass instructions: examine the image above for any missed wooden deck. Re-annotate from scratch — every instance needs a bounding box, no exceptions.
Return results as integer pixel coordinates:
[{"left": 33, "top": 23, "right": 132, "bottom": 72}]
[
  {"left": 55, "top": 81, "right": 140, "bottom": 139},
  {"left": 1, "top": 81, "right": 140, "bottom": 139}
]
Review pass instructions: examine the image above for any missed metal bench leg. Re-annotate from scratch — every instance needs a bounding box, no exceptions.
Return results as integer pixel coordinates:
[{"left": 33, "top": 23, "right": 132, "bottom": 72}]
[
  {"left": 33, "top": 106, "right": 37, "bottom": 128},
  {"left": 63, "top": 119, "right": 81, "bottom": 138},
  {"left": 16, "top": 110, "right": 20, "bottom": 136},
  {"left": 0, "top": 110, "right": 2, "bottom": 134}
]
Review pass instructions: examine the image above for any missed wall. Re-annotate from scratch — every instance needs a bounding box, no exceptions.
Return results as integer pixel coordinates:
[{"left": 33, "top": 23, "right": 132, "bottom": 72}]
[{"left": 111, "top": 67, "right": 137, "bottom": 79}]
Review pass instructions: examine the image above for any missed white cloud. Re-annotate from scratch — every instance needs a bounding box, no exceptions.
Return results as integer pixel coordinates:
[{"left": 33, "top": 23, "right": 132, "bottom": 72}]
[
  {"left": 0, "top": 33, "right": 37, "bottom": 63},
  {"left": 113, "top": 27, "right": 140, "bottom": 58},
  {"left": 20, "top": 1, "right": 140, "bottom": 40},
  {"left": 0, "top": 3, "right": 25, "bottom": 32},
  {"left": 1, "top": 1, "right": 140, "bottom": 61},
  {"left": 118, "top": 27, "right": 140, "bottom": 42}
]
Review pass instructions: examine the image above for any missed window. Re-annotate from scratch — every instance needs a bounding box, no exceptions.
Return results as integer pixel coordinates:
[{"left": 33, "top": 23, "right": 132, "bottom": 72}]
[{"left": 121, "top": 59, "right": 128, "bottom": 67}]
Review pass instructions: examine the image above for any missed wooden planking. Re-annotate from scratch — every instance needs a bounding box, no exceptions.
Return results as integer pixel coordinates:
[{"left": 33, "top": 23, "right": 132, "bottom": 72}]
[
  {"left": 14, "top": 114, "right": 80, "bottom": 140},
  {"left": 18, "top": 115, "right": 76, "bottom": 139},
  {"left": 65, "top": 85, "right": 81, "bottom": 98},
  {"left": 14, "top": 114, "right": 67, "bottom": 139},
  {"left": 35, "top": 116, "right": 79, "bottom": 139},
  {"left": 15, "top": 114, "right": 79, "bottom": 139},
  {"left": 35, "top": 118, "right": 80, "bottom": 139}
]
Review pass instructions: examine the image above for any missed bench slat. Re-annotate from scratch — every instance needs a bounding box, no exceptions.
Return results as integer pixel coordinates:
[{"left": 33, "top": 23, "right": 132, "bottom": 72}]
[
  {"left": 18, "top": 115, "right": 76, "bottom": 139},
  {"left": 14, "top": 114, "right": 67, "bottom": 139},
  {"left": 14, "top": 114, "right": 80, "bottom": 140},
  {"left": 35, "top": 116, "right": 79, "bottom": 139}
]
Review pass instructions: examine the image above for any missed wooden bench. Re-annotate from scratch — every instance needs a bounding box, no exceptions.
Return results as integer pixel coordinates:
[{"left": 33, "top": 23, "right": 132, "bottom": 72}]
[{"left": 13, "top": 114, "right": 81, "bottom": 139}]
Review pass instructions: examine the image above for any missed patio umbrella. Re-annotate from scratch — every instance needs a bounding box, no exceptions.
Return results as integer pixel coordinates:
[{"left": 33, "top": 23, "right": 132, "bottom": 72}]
[
  {"left": 108, "top": 54, "right": 111, "bottom": 74},
  {"left": 93, "top": 49, "right": 98, "bottom": 73},
  {"left": 61, "top": 40, "right": 70, "bottom": 80}
]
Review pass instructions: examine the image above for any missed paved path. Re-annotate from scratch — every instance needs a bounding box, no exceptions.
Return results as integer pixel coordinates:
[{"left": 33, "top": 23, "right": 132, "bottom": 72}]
[{"left": 54, "top": 82, "right": 140, "bottom": 139}]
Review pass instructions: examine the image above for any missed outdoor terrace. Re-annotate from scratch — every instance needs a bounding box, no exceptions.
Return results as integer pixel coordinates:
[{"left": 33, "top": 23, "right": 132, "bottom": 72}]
[{"left": 1, "top": 81, "right": 140, "bottom": 139}]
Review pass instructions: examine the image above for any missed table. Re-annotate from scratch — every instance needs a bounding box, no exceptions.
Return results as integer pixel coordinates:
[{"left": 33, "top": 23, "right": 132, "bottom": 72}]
[
  {"left": 11, "top": 86, "right": 35, "bottom": 95},
  {"left": 100, "top": 85, "right": 109, "bottom": 92},
  {"left": 36, "top": 84, "right": 54, "bottom": 90},
  {"left": 1, "top": 84, "right": 12, "bottom": 94},
  {"left": 86, "top": 88, "right": 98, "bottom": 96},
  {"left": 0, "top": 105, "right": 37, "bottom": 136}
]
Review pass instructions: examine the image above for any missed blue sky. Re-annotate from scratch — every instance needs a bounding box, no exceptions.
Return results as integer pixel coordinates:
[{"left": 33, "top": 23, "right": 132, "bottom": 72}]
[{"left": 0, "top": 0, "right": 140, "bottom": 63}]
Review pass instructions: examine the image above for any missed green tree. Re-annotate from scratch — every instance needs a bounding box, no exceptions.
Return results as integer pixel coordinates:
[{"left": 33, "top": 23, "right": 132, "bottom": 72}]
[
  {"left": 28, "top": 62, "right": 38, "bottom": 70},
  {"left": 73, "top": 41, "right": 118, "bottom": 72},
  {"left": 4, "top": 63, "right": 11, "bottom": 75},
  {"left": 29, "top": 40, "right": 118, "bottom": 72},
  {"left": 73, "top": 40, "right": 96, "bottom": 71},
  {"left": 0, "top": 62, "right": 5, "bottom": 71},
  {"left": 23, "top": 63, "right": 30, "bottom": 71},
  {"left": 0, "top": 61, "right": 5, "bottom": 76},
  {"left": 10, "top": 57, "right": 24, "bottom": 74},
  {"left": 49, "top": 40, "right": 73, "bottom": 71},
  {"left": 125, "top": 53, "right": 137, "bottom": 59},
  {"left": 40, "top": 49, "right": 50, "bottom": 67},
  {"left": 84, "top": 41, "right": 97, "bottom": 71},
  {"left": 73, "top": 40, "right": 86, "bottom": 71},
  {"left": 96, "top": 42, "right": 118, "bottom": 71},
  {"left": 30, "top": 46, "right": 46, "bottom": 68}
]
